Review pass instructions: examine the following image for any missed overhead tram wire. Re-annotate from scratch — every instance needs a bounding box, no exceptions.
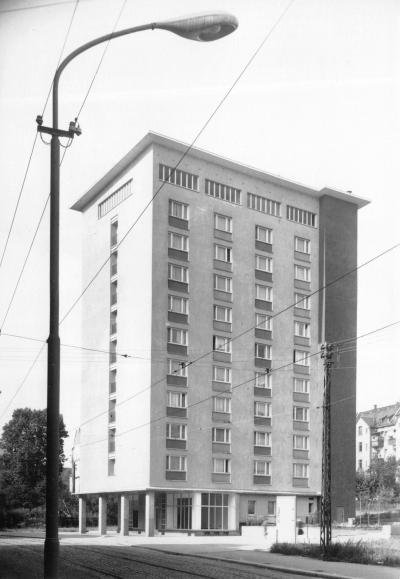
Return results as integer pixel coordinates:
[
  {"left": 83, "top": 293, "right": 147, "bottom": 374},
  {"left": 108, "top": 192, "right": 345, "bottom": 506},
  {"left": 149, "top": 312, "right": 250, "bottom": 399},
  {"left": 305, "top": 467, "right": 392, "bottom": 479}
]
[{"left": 59, "top": 0, "right": 297, "bottom": 325}]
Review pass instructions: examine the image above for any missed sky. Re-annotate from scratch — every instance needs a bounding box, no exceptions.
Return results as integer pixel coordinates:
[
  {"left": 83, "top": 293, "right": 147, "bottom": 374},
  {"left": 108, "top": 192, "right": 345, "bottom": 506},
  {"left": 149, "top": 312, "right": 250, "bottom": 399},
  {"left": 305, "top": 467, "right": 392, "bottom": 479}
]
[{"left": 0, "top": 0, "right": 399, "bottom": 461}]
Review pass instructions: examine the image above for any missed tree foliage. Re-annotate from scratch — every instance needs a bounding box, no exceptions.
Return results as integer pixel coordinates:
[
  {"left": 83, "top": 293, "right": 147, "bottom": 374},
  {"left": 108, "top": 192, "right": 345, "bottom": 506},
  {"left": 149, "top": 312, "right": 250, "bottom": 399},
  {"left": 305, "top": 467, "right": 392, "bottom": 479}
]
[{"left": 356, "top": 457, "right": 400, "bottom": 502}]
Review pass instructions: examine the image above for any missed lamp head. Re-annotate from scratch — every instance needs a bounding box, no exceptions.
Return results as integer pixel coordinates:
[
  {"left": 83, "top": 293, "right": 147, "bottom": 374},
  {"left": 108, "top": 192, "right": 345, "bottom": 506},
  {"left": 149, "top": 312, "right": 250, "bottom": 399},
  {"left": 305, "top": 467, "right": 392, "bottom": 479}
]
[{"left": 155, "top": 11, "right": 238, "bottom": 42}]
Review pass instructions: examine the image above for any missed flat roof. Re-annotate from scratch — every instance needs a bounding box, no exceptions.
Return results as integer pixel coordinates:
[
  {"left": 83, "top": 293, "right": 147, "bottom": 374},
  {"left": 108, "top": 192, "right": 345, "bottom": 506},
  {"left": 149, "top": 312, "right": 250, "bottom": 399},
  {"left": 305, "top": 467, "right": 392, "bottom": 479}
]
[{"left": 71, "top": 131, "right": 370, "bottom": 212}]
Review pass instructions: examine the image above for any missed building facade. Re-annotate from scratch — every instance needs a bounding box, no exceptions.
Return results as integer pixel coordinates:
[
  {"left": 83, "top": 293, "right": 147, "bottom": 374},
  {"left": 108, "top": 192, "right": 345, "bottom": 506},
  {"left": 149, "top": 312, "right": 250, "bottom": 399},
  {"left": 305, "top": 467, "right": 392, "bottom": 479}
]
[
  {"left": 356, "top": 404, "right": 400, "bottom": 470},
  {"left": 71, "top": 132, "right": 368, "bottom": 534}
]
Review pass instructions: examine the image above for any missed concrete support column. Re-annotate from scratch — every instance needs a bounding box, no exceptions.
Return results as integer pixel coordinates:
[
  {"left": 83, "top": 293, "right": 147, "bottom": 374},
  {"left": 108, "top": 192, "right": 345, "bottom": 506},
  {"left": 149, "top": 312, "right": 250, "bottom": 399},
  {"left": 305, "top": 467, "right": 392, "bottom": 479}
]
[
  {"left": 145, "top": 490, "right": 155, "bottom": 537},
  {"left": 78, "top": 496, "right": 87, "bottom": 534},
  {"left": 120, "top": 493, "right": 129, "bottom": 536},
  {"left": 117, "top": 495, "right": 121, "bottom": 533},
  {"left": 99, "top": 494, "right": 107, "bottom": 535}
]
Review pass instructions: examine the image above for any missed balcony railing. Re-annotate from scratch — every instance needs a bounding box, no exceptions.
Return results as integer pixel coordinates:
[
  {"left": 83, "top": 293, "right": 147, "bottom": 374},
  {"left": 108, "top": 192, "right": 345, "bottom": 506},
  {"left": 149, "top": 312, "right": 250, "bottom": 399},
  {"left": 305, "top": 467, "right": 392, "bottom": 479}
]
[
  {"left": 111, "top": 263, "right": 118, "bottom": 276},
  {"left": 111, "top": 323, "right": 117, "bottom": 335},
  {"left": 372, "top": 438, "right": 384, "bottom": 448},
  {"left": 110, "top": 352, "right": 117, "bottom": 364},
  {"left": 111, "top": 234, "right": 118, "bottom": 247},
  {"left": 111, "top": 294, "right": 117, "bottom": 306}
]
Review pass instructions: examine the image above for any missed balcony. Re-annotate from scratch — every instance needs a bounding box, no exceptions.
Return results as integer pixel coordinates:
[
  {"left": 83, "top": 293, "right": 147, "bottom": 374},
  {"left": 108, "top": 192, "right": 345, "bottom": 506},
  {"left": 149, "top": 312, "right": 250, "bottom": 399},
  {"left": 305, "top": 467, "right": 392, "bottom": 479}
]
[
  {"left": 388, "top": 437, "right": 396, "bottom": 446},
  {"left": 109, "top": 382, "right": 116, "bottom": 394},
  {"left": 111, "top": 263, "right": 118, "bottom": 276},
  {"left": 111, "top": 293, "right": 117, "bottom": 306},
  {"left": 111, "top": 234, "right": 118, "bottom": 247},
  {"left": 108, "top": 440, "right": 115, "bottom": 453},
  {"left": 109, "top": 410, "right": 116, "bottom": 423},
  {"left": 372, "top": 437, "right": 384, "bottom": 448},
  {"left": 110, "top": 352, "right": 117, "bottom": 365},
  {"left": 111, "top": 323, "right": 117, "bottom": 335}
]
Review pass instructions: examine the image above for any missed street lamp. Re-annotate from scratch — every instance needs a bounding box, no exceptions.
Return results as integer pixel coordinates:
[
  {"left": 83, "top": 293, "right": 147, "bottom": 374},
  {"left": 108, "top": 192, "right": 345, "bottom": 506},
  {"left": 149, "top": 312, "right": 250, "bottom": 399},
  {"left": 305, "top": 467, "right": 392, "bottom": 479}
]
[{"left": 36, "top": 11, "right": 238, "bottom": 579}]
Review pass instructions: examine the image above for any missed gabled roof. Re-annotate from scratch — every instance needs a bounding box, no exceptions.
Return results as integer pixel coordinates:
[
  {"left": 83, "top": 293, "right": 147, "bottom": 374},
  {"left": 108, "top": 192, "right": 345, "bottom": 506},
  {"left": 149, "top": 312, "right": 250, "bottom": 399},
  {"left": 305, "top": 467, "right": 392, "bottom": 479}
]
[
  {"left": 357, "top": 403, "right": 400, "bottom": 428},
  {"left": 71, "top": 131, "right": 370, "bottom": 212}
]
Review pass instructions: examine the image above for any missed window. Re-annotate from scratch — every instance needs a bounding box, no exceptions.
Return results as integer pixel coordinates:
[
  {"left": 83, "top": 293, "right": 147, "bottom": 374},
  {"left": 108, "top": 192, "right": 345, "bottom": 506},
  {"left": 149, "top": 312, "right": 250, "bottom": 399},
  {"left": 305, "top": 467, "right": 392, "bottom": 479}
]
[
  {"left": 256, "top": 285, "right": 273, "bottom": 302},
  {"left": 168, "top": 232, "right": 188, "bottom": 252},
  {"left": 201, "top": 493, "right": 229, "bottom": 530},
  {"left": 214, "top": 305, "right": 232, "bottom": 323},
  {"left": 254, "top": 432, "right": 271, "bottom": 447},
  {"left": 287, "top": 205, "right": 317, "bottom": 228},
  {"left": 293, "top": 464, "right": 309, "bottom": 478},
  {"left": 215, "top": 214, "right": 232, "bottom": 232},
  {"left": 169, "top": 200, "right": 189, "bottom": 220},
  {"left": 213, "top": 366, "right": 231, "bottom": 383},
  {"left": 256, "top": 314, "right": 272, "bottom": 331},
  {"left": 168, "top": 359, "right": 187, "bottom": 377},
  {"left": 206, "top": 179, "right": 241, "bottom": 205},
  {"left": 294, "top": 378, "right": 309, "bottom": 393},
  {"left": 160, "top": 164, "right": 198, "bottom": 191},
  {"left": 256, "top": 226, "right": 273, "bottom": 244},
  {"left": 294, "top": 407, "right": 309, "bottom": 422},
  {"left": 168, "top": 328, "right": 188, "bottom": 346},
  {"left": 359, "top": 442, "right": 362, "bottom": 452},
  {"left": 255, "top": 343, "right": 271, "bottom": 360},
  {"left": 98, "top": 179, "right": 132, "bottom": 219},
  {"left": 295, "top": 265, "right": 311, "bottom": 282},
  {"left": 168, "top": 296, "right": 188, "bottom": 314},
  {"left": 212, "top": 428, "right": 230, "bottom": 443},
  {"left": 248, "top": 193, "right": 281, "bottom": 217},
  {"left": 294, "top": 322, "right": 310, "bottom": 337},
  {"left": 268, "top": 501, "right": 276, "bottom": 515},
  {"left": 168, "top": 263, "right": 188, "bottom": 283},
  {"left": 254, "top": 461, "right": 270, "bottom": 475},
  {"left": 213, "top": 397, "right": 231, "bottom": 413},
  {"left": 167, "top": 391, "right": 187, "bottom": 408},
  {"left": 248, "top": 500, "right": 256, "bottom": 515},
  {"left": 254, "top": 401, "right": 271, "bottom": 417},
  {"left": 166, "top": 455, "right": 186, "bottom": 471},
  {"left": 166, "top": 423, "right": 186, "bottom": 440},
  {"left": 294, "top": 350, "right": 310, "bottom": 366},
  {"left": 293, "top": 435, "right": 309, "bottom": 450},
  {"left": 255, "top": 255, "right": 273, "bottom": 273},
  {"left": 214, "top": 274, "right": 232, "bottom": 293},
  {"left": 295, "top": 237, "right": 310, "bottom": 254},
  {"left": 255, "top": 372, "right": 271, "bottom": 389},
  {"left": 212, "top": 458, "right": 230, "bottom": 473},
  {"left": 215, "top": 245, "right": 232, "bottom": 263},
  {"left": 213, "top": 336, "right": 231, "bottom": 353},
  {"left": 358, "top": 426, "right": 363, "bottom": 435},
  {"left": 358, "top": 459, "right": 362, "bottom": 469},
  {"left": 294, "top": 293, "right": 310, "bottom": 310}
]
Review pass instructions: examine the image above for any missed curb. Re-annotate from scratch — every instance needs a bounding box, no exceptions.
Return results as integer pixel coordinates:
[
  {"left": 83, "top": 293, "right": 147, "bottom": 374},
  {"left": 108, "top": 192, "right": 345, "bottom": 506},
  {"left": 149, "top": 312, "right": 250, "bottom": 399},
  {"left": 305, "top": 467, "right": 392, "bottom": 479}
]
[{"left": 136, "top": 546, "right": 360, "bottom": 579}]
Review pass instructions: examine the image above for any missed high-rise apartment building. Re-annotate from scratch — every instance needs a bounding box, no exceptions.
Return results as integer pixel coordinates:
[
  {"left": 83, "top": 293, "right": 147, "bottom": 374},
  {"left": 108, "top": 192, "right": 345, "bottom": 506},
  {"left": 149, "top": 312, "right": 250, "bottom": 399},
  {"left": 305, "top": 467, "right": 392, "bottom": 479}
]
[{"left": 71, "top": 132, "right": 369, "bottom": 534}]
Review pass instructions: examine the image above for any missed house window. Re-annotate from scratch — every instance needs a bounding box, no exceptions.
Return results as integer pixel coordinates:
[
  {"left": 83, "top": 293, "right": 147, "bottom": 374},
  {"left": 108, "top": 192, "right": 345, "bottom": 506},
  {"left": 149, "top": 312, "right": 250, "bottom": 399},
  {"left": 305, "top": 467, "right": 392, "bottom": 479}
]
[
  {"left": 294, "top": 265, "right": 311, "bottom": 282},
  {"left": 214, "top": 305, "right": 232, "bottom": 323},
  {"left": 293, "top": 464, "right": 309, "bottom": 478},
  {"left": 166, "top": 423, "right": 186, "bottom": 440},
  {"left": 358, "top": 426, "right": 362, "bottom": 435},
  {"left": 167, "top": 391, "right": 187, "bottom": 408},
  {"left": 213, "top": 458, "right": 230, "bottom": 474},
  {"left": 206, "top": 179, "right": 241, "bottom": 205},
  {"left": 167, "top": 328, "right": 188, "bottom": 346},
  {"left": 295, "top": 237, "right": 310, "bottom": 254},
  {"left": 248, "top": 193, "right": 281, "bottom": 217},
  {"left": 168, "top": 263, "right": 188, "bottom": 283},
  {"left": 248, "top": 500, "right": 256, "bottom": 515},
  {"left": 294, "top": 350, "right": 310, "bottom": 366},
  {"left": 168, "top": 232, "right": 188, "bottom": 252},
  {"left": 215, "top": 245, "right": 232, "bottom": 263},
  {"left": 255, "top": 343, "right": 271, "bottom": 360},
  {"left": 214, "top": 274, "right": 232, "bottom": 293},
  {"left": 212, "top": 428, "right": 230, "bottom": 443},
  {"left": 169, "top": 200, "right": 189, "bottom": 221},
  {"left": 256, "top": 226, "right": 273, "bottom": 244},
  {"left": 268, "top": 501, "right": 276, "bottom": 515},
  {"left": 294, "top": 293, "right": 310, "bottom": 310},
  {"left": 294, "top": 378, "right": 309, "bottom": 393},
  {"left": 359, "top": 442, "right": 362, "bottom": 452},
  {"left": 256, "top": 314, "right": 272, "bottom": 331},
  {"left": 167, "top": 359, "right": 187, "bottom": 377},
  {"left": 256, "top": 284, "right": 273, "bottom": 302},
  {"left": 254, "top": 432, "right": 271, "bottom": 447},
  {"left": 213, "top": 336, "right": 231, "bottom": 353},
  {"left": 166, "top": 455, "right": 186, "bottom": 471},
  {"left": 254, "top": 401, "right": 271, "bottom": 417},
  {"left": 358, "top": 459, "right": 362, "bottom": 469},
  {"left": 293, "top": 435, "right": 309, "bottom": 450},
  {"left": 213, "top": 397, "right": 231, "bottom": 413},
  {"left": 254, "top": 460, "right": 270, "bottom": 475},
  {"left": 294, "top": 322, "right": 310, "bottom": 337},
  {"left": 287, "top": 205, "right": 317, "bottom": 228},
  {"left": 213, "top": 366, "right": 231, "bottom": 383},
  {"left": 255, "top": 372, "right": 271, "bottom": 389},
  {"left": 215, "top": 214, "right": 232, "bottom": 232},
  {"left": 98, "top": 179, "right": 132, "bottom": 219},
  {"left": 168, "top": 295, "right": 188, "bottom": 314},
  {"left": 160, "top": 164, "right": 198, "bottom": 191},
  {"left": 293, "top": 407, "right": 309, "bottom": 422},
  {"left": 255, "top": 255, "right": 273, "bottom": 273}
]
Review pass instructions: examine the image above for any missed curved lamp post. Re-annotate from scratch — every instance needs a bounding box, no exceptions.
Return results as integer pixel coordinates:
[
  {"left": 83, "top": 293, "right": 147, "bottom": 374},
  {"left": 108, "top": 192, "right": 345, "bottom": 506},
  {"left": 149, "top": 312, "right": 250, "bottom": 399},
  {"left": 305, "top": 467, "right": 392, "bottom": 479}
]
[{"left": 37, "top": 11, "right": 238, "bottom": 579}]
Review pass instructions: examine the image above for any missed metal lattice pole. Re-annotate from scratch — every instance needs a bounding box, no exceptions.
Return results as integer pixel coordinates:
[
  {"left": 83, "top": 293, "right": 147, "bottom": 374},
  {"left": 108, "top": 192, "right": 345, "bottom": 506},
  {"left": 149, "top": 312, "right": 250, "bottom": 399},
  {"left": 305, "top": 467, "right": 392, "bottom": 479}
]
[{"left": 320, "top": 342, "right": 333, "bottom": 551}]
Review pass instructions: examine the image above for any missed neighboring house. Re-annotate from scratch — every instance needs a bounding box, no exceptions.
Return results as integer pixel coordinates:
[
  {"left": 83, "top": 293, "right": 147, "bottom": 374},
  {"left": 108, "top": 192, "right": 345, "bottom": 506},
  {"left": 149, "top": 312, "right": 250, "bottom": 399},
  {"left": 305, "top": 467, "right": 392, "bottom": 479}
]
[
  {"left": 356, "top": 403, "right": 400, "bottom": 469},
  {"left": 70, "top": 131, "right": 369, "bottom": 534}
]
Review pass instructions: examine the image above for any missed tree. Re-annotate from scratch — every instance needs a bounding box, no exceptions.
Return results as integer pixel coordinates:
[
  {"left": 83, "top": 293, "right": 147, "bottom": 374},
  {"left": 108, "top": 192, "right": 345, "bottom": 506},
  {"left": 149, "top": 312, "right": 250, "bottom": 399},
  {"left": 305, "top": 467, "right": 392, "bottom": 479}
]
[{"left": 0, "top": 408, "right": 68, "bottom": 510}]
